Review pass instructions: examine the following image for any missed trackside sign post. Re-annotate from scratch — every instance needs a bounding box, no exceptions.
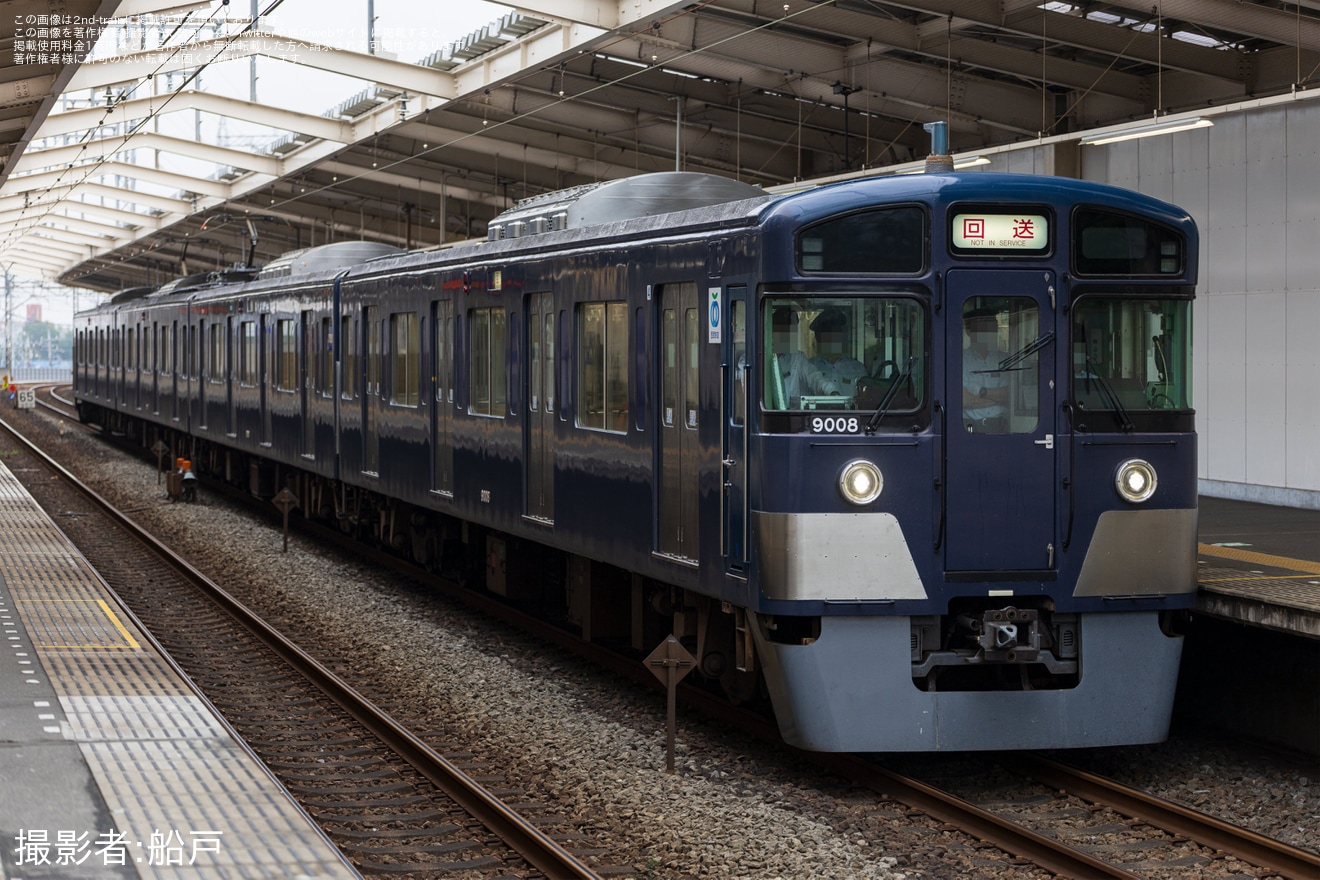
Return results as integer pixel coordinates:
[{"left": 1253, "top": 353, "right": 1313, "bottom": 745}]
[{"left": 644, "top": 635, "right": 697, "bottom": 774}]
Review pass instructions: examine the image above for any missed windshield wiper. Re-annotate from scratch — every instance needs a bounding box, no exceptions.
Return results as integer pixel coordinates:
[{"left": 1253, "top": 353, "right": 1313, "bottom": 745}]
[
  {"left": 997, "top": 330, "right": 1055, "bottom": 372},
  {"left": 865, "top": 355, "right": 916, "bottom": 434},
  {"left": 1084, "top": 355, "right": 1135, "bottom": 432}
]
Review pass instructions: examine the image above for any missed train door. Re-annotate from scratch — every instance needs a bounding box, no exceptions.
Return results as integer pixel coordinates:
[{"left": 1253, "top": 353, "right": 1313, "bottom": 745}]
[
  {"left": 722, "top": 287, "right": 748, "bottom": 571},
  {"left": 431, "top": 299, "right": 453, "bottom": 495},
  {"left": 944, "top": 270, "right": 1057, "bottom": 572},
  {"left": 363, "top": 305, "right": 380, "bottom": 474},
  {"left": 657, "top": 282, "right": 700, "bottom": 562},
  {"left": 524, "top": 292, "right": 554, "bottom": 521},
  {"left": 301, "top": 310, "right": 314, "bottom": 456}
]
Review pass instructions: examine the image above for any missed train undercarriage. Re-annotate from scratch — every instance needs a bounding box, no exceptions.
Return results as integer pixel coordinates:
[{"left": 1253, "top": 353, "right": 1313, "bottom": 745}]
[
  {"left": 86, "top": 406, "right": 765, "bottom": 705},
  {"left": 84, "top": 403, "right": 1146, "bottom": 725}
]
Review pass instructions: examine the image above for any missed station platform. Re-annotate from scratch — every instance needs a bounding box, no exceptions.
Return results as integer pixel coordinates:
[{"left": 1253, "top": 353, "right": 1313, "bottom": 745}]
[
  {"left": 0, "top": 460, "right": 360, "bottom": 879},
  {"left": 1196, "top": 496, "right": 1320, "bottom": 639}
]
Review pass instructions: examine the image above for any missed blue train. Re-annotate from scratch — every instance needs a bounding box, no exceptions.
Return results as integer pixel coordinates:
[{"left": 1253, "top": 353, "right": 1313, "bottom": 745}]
[{"left": 74, "top": 163, "right": 1198, "bottom": 751}]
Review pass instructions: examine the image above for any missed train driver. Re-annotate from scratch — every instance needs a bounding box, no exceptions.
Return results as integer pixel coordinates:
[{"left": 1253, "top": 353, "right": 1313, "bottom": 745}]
[
  {"left": 807, "top": 307, "right": 868, "bottom": 396},
  {"left": 772, "top": 307, "right": 832, "bottom": 408},
  {"left": 962, "top": 307, "right": 1009, "bottom": 431}
]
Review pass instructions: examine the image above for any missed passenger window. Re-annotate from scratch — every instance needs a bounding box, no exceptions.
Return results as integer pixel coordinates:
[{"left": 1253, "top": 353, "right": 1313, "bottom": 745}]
[
  {"left": 276, "top": 319, "right": 297, "bottom": 391},
  {"left": 684, "top": 308, "right": 698, "bottom": 430},
  {"left": 321, "top": 318, "right": 334, "bottom": 398},
  {"left": 662, "top": 308, "right": 676, "bottom": 427},
  {"left": 209, "top": 324, "right": 226, "bottom": 385},
  {"left": 543, "top": 312, "right": 555, "bottom": 413},
  {"left": 469, "top": 307, "right": 506, "bottom": 417},
  {"left": 732, "top": 300, "right": 746, "bottom": 426},
  {"left": 341, "top": 316, "right": 356, "bottom": 399},
  {"left": 239, "top": 321, "right": 257, "bottom": 386},
  {"left": 577, "top": 301, "right": 628, "bottom": 432},
  {"left": 390, "top": 311, "right": 419, "bottom": 406}
]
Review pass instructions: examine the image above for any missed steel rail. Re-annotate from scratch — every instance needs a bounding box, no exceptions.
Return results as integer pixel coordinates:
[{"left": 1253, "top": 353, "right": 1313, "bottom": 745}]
[
  {"left": 1017, "top": 754, "right": 1320, "bottom": 880},
  {"left": 804, "top": 750, "right": 1144, "bottom": 880},
  {"left": 0, "top": 416, "right": 605, "bottom": 880},
  {"left": 288, "top": 493, "right": 1146, "bottom": 880}
]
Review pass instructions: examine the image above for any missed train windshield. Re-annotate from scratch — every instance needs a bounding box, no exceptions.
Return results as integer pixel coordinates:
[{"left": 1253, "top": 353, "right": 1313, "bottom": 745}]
[
  {"left": 762, "top": 296, "right": 925, "bottom": 413},
  {"left": 1071, "top": 297, "right": 1191, "bottom": 415}
]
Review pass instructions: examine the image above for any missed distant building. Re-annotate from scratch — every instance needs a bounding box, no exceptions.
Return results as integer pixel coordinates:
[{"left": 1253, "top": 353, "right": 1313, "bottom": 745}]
[{"left": 25, "top": 304, "right": 41, "bottom": 323}]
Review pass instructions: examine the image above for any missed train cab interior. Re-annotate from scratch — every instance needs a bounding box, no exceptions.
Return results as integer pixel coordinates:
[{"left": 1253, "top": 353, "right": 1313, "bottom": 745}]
[{"left": 762, "top": 297, "right": 925, "bottom": 417}]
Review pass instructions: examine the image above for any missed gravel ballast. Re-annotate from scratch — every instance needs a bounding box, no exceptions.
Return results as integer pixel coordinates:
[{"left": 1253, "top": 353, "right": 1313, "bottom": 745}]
[{"left": 17, "top": 408, "right": 1318, "bottom": 879}]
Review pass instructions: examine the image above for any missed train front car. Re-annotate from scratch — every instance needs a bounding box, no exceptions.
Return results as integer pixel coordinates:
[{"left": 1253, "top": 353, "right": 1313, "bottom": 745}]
[{"left": 744, "top": 172, "right": 1198, "bottom": 751}]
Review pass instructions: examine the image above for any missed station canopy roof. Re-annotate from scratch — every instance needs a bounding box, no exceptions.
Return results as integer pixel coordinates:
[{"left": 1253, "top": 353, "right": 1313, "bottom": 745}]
[{"left": 3, "top": 0, "right": 1319, "bottom": 292}]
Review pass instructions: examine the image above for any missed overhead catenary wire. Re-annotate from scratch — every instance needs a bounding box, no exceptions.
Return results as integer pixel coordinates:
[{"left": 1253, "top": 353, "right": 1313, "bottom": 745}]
[{"left": 0, "top": 0, "right": 293, "bottom": 257}]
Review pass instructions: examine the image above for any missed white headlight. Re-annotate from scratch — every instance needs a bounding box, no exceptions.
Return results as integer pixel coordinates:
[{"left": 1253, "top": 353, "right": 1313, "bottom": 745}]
[
  {"left": 1115, "top": 459, "right": 1157, "bottom": 503},
  {"left": 839, "top": 459, "right": 883, "bottom": 505}
]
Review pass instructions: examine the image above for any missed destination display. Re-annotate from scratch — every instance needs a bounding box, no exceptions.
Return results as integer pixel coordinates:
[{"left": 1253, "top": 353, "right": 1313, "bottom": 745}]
[{"left": 952, "top": 213, "right": 1049, "bottom": 251}]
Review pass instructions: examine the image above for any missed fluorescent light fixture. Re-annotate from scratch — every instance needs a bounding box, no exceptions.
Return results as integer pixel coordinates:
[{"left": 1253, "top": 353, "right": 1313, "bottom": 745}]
[{"left": 1079, "top": 116, "right": 1213, "bottom": 146}]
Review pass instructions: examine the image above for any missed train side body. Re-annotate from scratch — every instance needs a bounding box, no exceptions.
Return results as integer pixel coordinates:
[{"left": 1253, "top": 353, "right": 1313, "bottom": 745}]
[{"left": 73, "top": 171, "right": 1199, "bottom": 751}]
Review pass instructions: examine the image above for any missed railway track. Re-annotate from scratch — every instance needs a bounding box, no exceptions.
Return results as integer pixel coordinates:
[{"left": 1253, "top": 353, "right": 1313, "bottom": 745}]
[
  {"left": 0, "top": 406, "right": 615, "bottom": 880},
  {"left": 24, "top": 388, "right": 1320, "bottom": 879}
]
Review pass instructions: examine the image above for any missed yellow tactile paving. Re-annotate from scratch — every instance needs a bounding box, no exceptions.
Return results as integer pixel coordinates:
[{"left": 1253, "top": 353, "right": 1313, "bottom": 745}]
[
  {"left": 1198, "top": 542, "right": 1320, "bottom": 575},
  {"left": 0, "top": 457, "right": 360, "bottom": 879}
]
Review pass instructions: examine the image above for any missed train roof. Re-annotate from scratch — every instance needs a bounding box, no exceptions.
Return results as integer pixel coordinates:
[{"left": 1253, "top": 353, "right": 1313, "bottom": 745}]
[
  {"left": 485, "top": 171, "right": 766, "bottom": 242},
  {"left": 77, "top": 170, "right": 1197, "bottom": 319},
  {"left": 257, "top": 241, "right": 405, "bottom": 280},
  {"left": 763, "top": 171, "right": 1197, "bottom": 233}
]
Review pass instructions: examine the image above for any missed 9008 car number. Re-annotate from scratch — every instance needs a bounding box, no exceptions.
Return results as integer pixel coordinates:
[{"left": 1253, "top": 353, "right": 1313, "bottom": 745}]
[{"left": 811, "top": 416, "right": 860, "bottom": 434}]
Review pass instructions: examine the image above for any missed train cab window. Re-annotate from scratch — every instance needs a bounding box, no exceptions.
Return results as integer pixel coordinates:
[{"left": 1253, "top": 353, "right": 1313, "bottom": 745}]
[
  {"left": 1071, "top": 297, "right": 1192, "bottom": 418},
  {"left": 960, "top": 298, "right": 1041, "bottom": 435},
  {"left": 469, "top": 307, "right": 507, "bottom": 417},
  {"left": 797, "top": 206, "right": 926, "bottom": 274},
  {"left": 577, "top": 301, "right": 629, "bottom": 432},
  {"left": 762, "top": 296, "right": 926, "bottom": 420},
  {"left": 1073, "top": 208, "right": 1184, "bottom": 276},
  {"left": 390, "top": 312, "right": 420, "bottom": 407}
]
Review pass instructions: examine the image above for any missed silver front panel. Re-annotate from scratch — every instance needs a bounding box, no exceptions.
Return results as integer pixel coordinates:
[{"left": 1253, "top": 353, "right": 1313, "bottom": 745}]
[
  {"left": 754, "top": 511, "right": 926, "bottom": 602},
  {"left": 1073, "top": 507, "right": 1198, "bottom": 597}
]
